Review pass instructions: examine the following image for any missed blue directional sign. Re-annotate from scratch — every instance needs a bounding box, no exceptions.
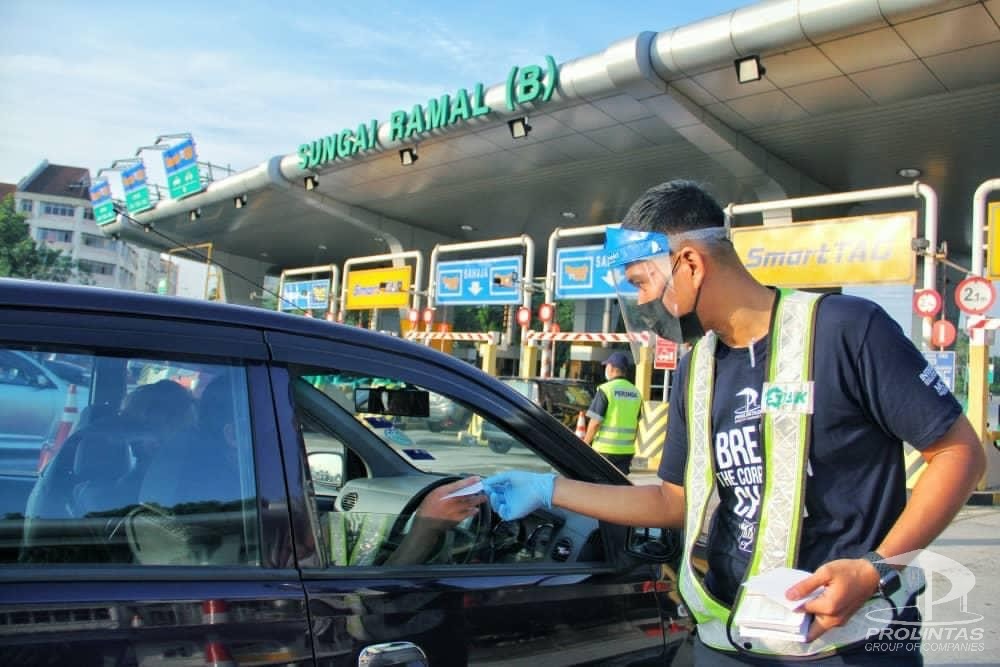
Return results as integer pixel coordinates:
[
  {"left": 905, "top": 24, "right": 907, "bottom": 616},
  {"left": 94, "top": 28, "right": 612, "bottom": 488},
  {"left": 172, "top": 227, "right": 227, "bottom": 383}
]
[
  {"left": 88, "top": 179, "right": 116, "bottom": 225},
  {"left": 922, "top": 351, "right": 956, "bottom": 391},
  {"left": 121, "top": 161, "right": 153, "bottom": 214},
  {"left": 162, "top": 138, "right": 203, "bottom": 200},
  {"left": 280, "top": 278, "right": 330, "bottom": 311},
  {"left": 436, "top": 256, "right": 523, "bottom": 305},
  {"left": 555, "top": 245, "right": 637, "bottom": 299}
]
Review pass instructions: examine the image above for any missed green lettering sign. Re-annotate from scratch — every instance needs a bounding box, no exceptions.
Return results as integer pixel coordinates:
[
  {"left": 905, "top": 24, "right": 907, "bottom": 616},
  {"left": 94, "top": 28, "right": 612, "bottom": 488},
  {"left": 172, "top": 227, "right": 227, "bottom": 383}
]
[{"left": 295, "top": 56, "right": 559, "bottom": 169}]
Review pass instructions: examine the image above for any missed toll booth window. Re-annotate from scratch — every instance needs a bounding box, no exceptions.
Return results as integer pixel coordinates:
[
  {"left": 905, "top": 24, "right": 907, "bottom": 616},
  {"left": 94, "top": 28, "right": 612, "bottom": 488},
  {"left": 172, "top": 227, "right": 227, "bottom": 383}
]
[{"left": 0, "top": 344, "right": 258, "bottom": 567}]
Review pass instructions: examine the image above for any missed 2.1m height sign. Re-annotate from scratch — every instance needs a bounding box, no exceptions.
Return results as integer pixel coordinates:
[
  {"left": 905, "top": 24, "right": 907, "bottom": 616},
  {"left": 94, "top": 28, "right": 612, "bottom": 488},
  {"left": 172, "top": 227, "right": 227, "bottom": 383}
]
[{"left": 435, "top": 257, "right": 522, "bottom": 305}]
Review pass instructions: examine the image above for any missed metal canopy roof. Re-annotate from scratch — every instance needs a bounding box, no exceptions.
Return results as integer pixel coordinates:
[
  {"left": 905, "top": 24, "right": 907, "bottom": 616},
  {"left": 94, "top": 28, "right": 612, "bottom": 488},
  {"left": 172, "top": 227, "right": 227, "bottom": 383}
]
[{"left": 113, "top": 0, "right": 1000, "bottom": 288}]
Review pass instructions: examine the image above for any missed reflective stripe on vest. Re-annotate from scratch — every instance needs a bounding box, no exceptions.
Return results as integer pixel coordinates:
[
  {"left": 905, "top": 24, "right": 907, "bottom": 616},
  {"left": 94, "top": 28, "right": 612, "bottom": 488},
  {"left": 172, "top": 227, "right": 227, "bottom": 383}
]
[
  {"left": 593, "top": 378, "right": 642, "bottom": 455},
  {"left": 330, "top": 512, "right": 392, "bottom": 566},
  {"left": 677, "top": 289, "right": 920, "bottom": 658}
]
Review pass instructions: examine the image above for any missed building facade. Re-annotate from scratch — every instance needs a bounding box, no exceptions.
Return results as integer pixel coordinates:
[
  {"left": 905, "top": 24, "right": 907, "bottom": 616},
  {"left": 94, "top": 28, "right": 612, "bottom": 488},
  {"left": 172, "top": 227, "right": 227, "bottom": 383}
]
[{"left": 9, "top": 161, "right": 163, "bottom": 292}]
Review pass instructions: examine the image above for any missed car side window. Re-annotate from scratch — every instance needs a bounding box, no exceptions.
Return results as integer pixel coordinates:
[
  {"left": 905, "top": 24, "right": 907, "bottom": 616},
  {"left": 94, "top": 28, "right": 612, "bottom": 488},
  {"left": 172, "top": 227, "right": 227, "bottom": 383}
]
[
  {"left": 0, "top": 344, "right": 259, "bottom": 567},
  {"left": 288, "top": 365, "right": 601, "bottom": 571}
]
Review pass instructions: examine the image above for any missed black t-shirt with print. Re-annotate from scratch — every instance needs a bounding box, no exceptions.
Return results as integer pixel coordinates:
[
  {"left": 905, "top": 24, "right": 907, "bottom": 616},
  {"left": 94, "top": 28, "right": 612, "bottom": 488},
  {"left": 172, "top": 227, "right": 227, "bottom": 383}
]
[{"left": 659, "top": 293, "right": 961, "bottom": 606}]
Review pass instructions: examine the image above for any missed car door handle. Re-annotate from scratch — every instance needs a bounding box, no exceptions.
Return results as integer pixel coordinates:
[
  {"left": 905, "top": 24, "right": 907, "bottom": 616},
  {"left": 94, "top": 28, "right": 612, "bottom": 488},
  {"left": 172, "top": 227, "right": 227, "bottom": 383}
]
[{"left": 357, "top": 641, "right": 428, "bottom": 667}]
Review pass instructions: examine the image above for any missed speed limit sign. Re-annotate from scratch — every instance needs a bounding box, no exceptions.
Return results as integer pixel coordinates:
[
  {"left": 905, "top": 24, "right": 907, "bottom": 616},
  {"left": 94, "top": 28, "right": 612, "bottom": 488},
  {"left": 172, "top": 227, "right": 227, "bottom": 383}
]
[
  {"left": 955, "top": 277, "right": 996, "bottom": 315},
  {"left": 912, "top": 289, "right": 942, "bottom": 318}
]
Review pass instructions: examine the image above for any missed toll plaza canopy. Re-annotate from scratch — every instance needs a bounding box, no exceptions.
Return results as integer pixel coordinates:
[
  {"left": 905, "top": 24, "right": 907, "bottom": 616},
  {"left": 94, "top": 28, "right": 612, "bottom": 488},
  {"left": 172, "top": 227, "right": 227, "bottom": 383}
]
[{"left": 104, "top": 0, "right": 1000, "bottom": 305}]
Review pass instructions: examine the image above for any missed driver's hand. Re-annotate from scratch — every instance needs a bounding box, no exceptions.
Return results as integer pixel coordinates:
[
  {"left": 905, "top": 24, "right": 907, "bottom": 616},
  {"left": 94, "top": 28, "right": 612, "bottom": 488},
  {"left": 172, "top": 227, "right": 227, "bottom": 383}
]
[{"left": 416, "top": 477, "right": 486, "bottom": 526}]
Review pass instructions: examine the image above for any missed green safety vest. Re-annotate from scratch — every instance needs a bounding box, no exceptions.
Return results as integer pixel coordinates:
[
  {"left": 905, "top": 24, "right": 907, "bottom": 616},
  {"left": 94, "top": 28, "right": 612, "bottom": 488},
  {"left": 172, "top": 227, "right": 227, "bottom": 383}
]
[
  {"left": 593, "top": 378, "right": 642, "bottom": 455},
  {"left": 678, "top": 289, "right": 920, "bottom": 658}
]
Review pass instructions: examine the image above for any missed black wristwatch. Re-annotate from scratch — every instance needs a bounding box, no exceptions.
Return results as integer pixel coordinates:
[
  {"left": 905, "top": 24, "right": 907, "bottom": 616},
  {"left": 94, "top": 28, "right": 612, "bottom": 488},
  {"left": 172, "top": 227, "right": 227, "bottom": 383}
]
[{"left": 862, "top": 550, "right": 901, "bottom": 599}]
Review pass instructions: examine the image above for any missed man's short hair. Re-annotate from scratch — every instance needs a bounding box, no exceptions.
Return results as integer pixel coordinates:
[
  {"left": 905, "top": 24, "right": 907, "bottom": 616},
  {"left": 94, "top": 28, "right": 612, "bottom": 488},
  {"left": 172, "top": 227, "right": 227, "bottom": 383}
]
[
  {"left": 621, "top": 180, "right": 736, "bottom": 262},
  {"left": 621, "top": 179, "right": 725, "bottom": 235}
]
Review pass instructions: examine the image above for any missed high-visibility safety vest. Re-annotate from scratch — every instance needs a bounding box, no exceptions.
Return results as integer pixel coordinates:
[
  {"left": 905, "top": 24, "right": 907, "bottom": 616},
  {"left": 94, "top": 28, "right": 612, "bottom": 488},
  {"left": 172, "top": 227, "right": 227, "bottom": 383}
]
[
  {"left": 678, "top": 289, "right": 920, "bottom": 658},
  {"left": 593, "top": 378, "right": 642, "bottom": 455}
]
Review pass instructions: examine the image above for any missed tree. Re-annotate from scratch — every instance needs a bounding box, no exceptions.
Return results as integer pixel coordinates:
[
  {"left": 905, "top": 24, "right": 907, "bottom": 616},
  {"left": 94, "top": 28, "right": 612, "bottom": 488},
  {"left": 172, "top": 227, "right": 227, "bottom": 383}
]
[{"left": 0, "top": 194, "right": 82, "bottom": 282}]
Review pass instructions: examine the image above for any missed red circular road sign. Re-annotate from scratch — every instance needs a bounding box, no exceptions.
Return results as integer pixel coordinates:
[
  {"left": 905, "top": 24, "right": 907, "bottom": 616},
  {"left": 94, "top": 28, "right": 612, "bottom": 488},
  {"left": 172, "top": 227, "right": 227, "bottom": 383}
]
[
  {"left": 912, "top": 289, "right": 942, "bottom": 318},
  {"left": 516, "top": 306, "right": 531, "bottom": 327},
  {"left": 930, "top": 319, "right": 957, "bottom": 348},
  {"left": 407, "top": 308, "right": 419, "bottom": 324},
  {"left": 422, "top": 307, "right": 434, "bottom": 324},
  {"left": 955, "top": 276, "right": 996, "bottom": 315},
  {"left": 538, "top": 302, "right": 555, "bottom": 323}
]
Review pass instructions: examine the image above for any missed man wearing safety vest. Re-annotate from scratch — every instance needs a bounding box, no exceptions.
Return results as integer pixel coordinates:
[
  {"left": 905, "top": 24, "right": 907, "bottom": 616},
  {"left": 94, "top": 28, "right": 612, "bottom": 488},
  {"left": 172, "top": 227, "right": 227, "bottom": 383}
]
[
  {"left": 484, "top": 180, "right": 985, "bottom": 664},
  {"left": 584, "top": 350, "right": 642, "bottom": 475}
]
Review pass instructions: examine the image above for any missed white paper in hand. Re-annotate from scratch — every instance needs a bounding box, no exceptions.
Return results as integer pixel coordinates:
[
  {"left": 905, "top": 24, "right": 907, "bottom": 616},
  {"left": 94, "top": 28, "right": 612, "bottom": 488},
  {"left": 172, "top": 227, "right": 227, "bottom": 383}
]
[
  {"left": 742, "top": 567, "right": 825, "bottom": 610},
  {"left": 443, "top": 480, "right": 484, "bottom": 500}
]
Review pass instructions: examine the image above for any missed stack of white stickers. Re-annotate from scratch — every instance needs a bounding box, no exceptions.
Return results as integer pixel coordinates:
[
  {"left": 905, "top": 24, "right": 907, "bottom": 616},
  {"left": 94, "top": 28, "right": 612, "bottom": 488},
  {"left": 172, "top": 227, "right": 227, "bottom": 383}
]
[{"left": 734, "top": 568, "right": 825, "bottom": 642}]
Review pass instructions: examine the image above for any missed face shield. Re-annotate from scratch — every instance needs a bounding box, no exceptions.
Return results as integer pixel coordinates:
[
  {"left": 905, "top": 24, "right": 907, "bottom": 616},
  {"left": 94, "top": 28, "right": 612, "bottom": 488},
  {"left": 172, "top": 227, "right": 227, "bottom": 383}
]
[
  {"left": 604, "top": 227, "right": 680, "bottom": 360},
  {"left": 605, "top": 226, "right": 728, "bottom": 359}
]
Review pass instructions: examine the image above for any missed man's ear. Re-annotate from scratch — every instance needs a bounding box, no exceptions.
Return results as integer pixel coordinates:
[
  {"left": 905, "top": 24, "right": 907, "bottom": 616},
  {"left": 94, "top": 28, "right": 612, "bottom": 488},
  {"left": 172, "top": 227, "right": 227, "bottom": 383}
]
[{"left": 679, "top": 246, "right": 707, "bottom": 290}]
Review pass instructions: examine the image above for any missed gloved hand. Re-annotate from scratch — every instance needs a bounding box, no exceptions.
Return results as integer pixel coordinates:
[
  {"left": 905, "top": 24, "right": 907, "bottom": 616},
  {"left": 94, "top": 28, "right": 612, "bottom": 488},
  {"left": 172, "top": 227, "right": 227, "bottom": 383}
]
[{"left": 482, "top": 471, "right": 557, "bottom": 521}]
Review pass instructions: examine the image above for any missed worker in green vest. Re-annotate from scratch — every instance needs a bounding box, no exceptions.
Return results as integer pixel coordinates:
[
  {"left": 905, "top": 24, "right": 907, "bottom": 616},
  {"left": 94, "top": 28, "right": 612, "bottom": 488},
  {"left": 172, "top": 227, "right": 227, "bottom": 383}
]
[
  {"left": 584, "top": 351, "right": 641, "bottom": 475},
  {"left": 485, "top": 179, "right": 985, "bottom": 665}
]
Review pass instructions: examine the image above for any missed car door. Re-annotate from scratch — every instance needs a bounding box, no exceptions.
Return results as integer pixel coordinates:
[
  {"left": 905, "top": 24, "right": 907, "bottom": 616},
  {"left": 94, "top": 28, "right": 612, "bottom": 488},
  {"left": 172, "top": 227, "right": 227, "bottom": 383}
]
[
  {"left": 0, "top": 307, "right": 314, "bottom": 667},
  {"left": 267, "top": 329, "right": 687, "bottom": 666}
]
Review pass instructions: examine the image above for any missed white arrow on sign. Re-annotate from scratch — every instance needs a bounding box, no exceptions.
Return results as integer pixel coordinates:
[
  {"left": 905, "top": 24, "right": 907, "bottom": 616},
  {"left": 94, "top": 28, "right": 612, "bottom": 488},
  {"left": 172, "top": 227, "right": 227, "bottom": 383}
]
[
  {"left": 468, "top": 281, "right": 482, "bottom": 296},
  {"left": 184, "top": 171, "right": 194, "bottom": 182},
  {"left": 602, "top": 271, "right": 615, "bottom": 288},
  {"left": 171, "top": 176, "right": 180, "bottom": 187}
]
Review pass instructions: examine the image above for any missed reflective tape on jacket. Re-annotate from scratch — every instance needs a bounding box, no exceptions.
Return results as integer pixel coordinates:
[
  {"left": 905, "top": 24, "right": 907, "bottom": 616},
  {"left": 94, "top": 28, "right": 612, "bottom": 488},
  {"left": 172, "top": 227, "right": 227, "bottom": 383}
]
[
  {"left": 677, "top": 289, "right": 921, "bottom": 658},
  {"left": 593, "top": 378, "right": 642, "bottom": 455}
]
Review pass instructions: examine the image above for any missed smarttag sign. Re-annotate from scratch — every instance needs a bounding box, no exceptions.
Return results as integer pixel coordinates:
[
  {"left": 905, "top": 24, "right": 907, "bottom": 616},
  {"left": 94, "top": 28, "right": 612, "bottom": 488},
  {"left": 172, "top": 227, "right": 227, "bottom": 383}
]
[
  {"left": 731, "top": 212, "right": 916, "bottom": 287},
  {"left": 88, "top": 179, "right": 116, "bottom": 226},
  {"left": 121, "top": 162, "right": 153, "bottom": 214},
  {"left": 555, "top": 245, "right": 637, "bottom": 300},
  {"left": 162, "top": 138, "right": 203, "bottom": 200},
  {"left": 435, "top": 257, "right": 523, "bottom": 305},
  {"left": 345, "top": 266, "right": 412, "bottom": 310}
]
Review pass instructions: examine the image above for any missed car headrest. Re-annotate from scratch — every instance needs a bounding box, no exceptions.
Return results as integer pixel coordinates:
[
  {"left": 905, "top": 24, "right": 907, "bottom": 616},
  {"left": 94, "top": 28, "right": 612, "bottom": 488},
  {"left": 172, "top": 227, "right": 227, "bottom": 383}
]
[{"left": 72, "top": 424, "right": 131, "bottom": 481}]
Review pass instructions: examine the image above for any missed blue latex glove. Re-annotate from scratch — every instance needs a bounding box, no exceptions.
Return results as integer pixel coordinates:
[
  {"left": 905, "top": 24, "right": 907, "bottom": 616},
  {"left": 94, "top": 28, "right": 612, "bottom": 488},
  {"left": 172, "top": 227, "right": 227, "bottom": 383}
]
[{"left": 482, "top": 471, "right": 556, "bottom": 521}]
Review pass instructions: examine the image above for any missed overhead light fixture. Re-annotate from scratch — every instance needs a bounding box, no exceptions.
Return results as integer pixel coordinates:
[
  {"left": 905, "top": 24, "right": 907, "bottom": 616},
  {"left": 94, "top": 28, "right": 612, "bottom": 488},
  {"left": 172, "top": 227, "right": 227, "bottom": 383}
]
[
  {"left": 399, "top": 147, "right": 418, "bottom": 166},
  {"left": 189, "top": 209, "right": 201, "bottom": 222},
  {"left": 561, "top": 211, "right": 576, "bottom": 220},
  {"left": 507, "top": 117, "right": 532, "bottom": 139},
  {"left": 897, "top": 167, "right": 922, "bottom": 179},
  {"left": 460, "top": 224, "right": 475, "bottom": 231},
  {"left": 304, "top": 175, "right": 319, "bottom": 190},
  {"left": 234, "top": 194, "right": 248, "bottom": 209},
  {"left": 734, "top": 55, "right": 766, "bottom": 84}
]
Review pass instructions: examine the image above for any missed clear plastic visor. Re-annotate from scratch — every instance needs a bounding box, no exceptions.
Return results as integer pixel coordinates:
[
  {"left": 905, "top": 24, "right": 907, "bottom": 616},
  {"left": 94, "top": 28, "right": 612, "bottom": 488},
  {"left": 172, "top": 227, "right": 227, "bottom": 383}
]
[{"left": 611, "top": 253, "right": 681, "bottom": 360}]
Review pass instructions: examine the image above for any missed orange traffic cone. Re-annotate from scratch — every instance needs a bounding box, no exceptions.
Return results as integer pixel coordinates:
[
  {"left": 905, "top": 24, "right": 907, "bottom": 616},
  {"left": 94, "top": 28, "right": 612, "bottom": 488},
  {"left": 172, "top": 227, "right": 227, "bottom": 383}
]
[
  {"left": 574, "top": 411, "right": 587, "bottom": 440},
  {"left": 39, "top": 384, "right": 78, "bottom": 472}
]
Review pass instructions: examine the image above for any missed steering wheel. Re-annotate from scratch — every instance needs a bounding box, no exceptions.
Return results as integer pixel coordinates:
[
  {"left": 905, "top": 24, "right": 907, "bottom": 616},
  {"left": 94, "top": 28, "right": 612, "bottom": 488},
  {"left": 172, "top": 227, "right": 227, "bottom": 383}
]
[{"left": 384, "top": 475, "right": 492, "bottom": 565}]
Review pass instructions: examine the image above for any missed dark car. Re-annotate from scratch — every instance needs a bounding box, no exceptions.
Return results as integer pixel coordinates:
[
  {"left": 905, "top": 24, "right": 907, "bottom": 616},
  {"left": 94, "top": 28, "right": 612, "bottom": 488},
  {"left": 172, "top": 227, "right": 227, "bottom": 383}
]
[{"left": 0, "top": 279, "right": 691, "bottom": 667}]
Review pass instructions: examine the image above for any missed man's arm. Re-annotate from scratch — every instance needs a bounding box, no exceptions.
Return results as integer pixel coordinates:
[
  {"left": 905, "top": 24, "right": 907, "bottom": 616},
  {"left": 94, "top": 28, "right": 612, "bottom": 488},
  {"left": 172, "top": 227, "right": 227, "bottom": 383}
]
[
  {"left": 551, "top": 477, "right": 686, "bottom": 528},
  {"left": 583, "top": 417, "right": 600, "bottom": 445},
  {"left": 789, "top": 415, "right": 986, "bottom": 640}
]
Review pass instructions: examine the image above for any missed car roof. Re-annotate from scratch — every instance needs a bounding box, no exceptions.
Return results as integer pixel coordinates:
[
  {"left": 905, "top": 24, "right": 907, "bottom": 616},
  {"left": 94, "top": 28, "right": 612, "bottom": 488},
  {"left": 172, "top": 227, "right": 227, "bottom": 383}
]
[{"left": 0, "top": 279, "right": 484, "bottom": 380}]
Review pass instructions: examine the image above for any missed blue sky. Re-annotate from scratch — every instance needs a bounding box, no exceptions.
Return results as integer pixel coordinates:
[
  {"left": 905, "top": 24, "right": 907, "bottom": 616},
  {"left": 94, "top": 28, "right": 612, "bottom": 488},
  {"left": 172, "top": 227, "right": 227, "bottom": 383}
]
[{"left": 0, "top": 0, "right": 752, "bottom": 184}]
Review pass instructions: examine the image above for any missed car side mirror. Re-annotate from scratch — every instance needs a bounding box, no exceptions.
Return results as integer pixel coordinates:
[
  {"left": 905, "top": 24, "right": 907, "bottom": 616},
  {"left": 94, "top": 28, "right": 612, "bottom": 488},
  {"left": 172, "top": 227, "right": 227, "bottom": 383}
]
[
  {"left": 626, "top": 526, "right": 681, "bottom": 563},
  {"left": 308, "top": 451, "right": 345, "bottom": 494}
]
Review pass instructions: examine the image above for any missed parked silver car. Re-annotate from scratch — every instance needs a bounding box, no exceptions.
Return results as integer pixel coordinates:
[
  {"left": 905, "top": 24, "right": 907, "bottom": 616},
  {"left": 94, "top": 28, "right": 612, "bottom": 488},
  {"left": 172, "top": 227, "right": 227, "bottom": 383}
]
[{"left": 0, "top": 350, "right": 91, "bottom": 473}]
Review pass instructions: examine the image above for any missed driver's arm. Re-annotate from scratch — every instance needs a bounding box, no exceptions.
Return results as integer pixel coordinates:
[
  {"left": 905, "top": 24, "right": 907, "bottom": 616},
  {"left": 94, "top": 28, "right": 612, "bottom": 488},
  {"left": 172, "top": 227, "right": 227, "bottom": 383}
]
[{"left": 384, "top": 477, "right": 486, "bottom": 565}]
